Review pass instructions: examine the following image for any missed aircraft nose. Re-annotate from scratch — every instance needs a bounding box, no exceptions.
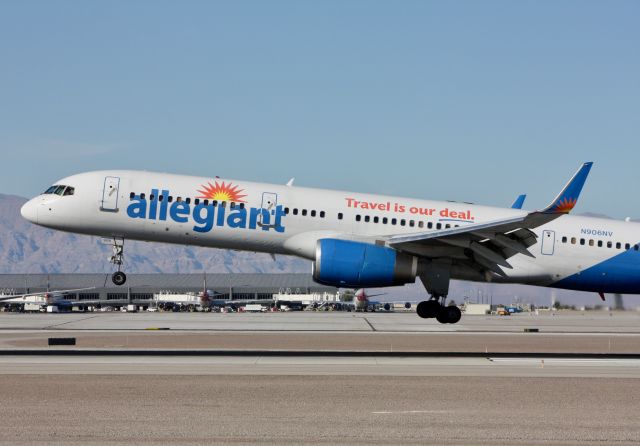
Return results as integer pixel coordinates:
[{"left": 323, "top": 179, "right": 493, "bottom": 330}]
[{"left": 20, "top": 199, "right": 39, "bottom": 224}]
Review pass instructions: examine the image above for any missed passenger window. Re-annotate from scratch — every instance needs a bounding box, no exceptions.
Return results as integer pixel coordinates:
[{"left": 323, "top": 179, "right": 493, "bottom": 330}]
[
  {"left": 302, "top": 209, "right": 307, "bottom": 216},
  {"left": 338, "top": 212, "right": 343, "bottom": 220},
  {"left": 445, "top": 224, "right": 451, "bottom": 229},
  {"left": 364, "top": 215, "right": 370, "bottom": 222},
  {"left": 580, "top": 238, "right": 585, "bottom": 245},
  {"left": 293, "top": 209, "right": 298, "bottom": 215},
  {"left": 409, "top": 220, "right": 415, "bottom": 227},
  {"left": 616, "top": 242, "right": 621, "bottom": 249},
  {"left": 589, "top": 239, "right": 594, "bottom": 246},
  {"left": 285, "top": 207, "right": 290, "bottom": 215},
  {"left": 428, "top": 222, "right": 433, "bottom": 229},
  {"left": 418, "top": 221, "right": 424, "bottom": 228},
  {"left": 400, "top": 219, "right": 406, "bottom": 226},
  {"left": 625, "top": 243, "right": 631, "bottom": 250},
  {"left": 168, "top": 196, "right": 173, "bottom": 203},
  {"left": 150, "top": 194, "right": 156, "bottom": 201},
  {"left": 562, "top": 236, "right": 567, "bottom": 243},
  {"left": 607, "top": 241, "right": 612, "bottom": 248},
  {"left": 186, "top": 198, "right": 191, "bottom": 204},
  {"left": 390, "top": 218, "right": 396, "bottom": 225},
  {"left": 383, "top": 217, "right": 388, "bottom": 224},
  {"left": 571, "top": 237, "right": 576, "bottom": 244},
  {"left": 159, "top": 195, "right": 164, "bottom": 202},
  {"left": 311, "top": 210, "right": 316, "bottom": 217},
  {"left": 597, "top": 240, "right": 603, "bottom": 247},
  {"left": 213, "top": 200, "right": 218, "bottom": 207},
  {"left": 356, "top": 215, "right": 361, "bottom": 222},
  {"left": 635, "top": 245, "right": 639, "bottom": 251},
  {"left": 194, "top": 199, "right": 200, "bottom": 205},
  {"left": 176, "top": 197, "right": 182, "bottom": 202},
  {"left": 203, "top": 199, "right": 209, "bottom": 206},
  {"left": 230, "top": 202, "right": 235, "bottom": 209},
  {"left": 130, "top": 192, "right": 136, "bottom": 199},
  {"left": 320, "top": 211, "right": 325, "bottom": 218},
  {"left": 140, "top": 193, "right": 146, "bottom": 200},
  {"left": 373, "top": 216, "right": 379, "bottom": 223},
  {"left": 436, "top": 223, "right": 442, "bottom": 230},
  {"left": 240, "top": 203, "right": 245, "bottom": 209},
  {"left": 221, "top": 201, "right": 226, "bottom": 208}
]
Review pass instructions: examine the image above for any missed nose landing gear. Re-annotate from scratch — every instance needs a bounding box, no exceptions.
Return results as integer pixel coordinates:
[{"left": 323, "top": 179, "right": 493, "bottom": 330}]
[
  {"left": 108, "top": 237, "right": 127, "bottom": 286},
  {"left": 112, "top": 271, "right": 127, "bottom": 286}
]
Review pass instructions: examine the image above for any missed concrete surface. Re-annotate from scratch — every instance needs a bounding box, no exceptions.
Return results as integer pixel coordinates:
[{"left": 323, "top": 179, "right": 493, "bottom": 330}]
[
  {"left": 1, "top": 310, "right": 640, "bottom": 332},
  {"left": 0, "top": 373, "right": 638, "bottom": 445},
  {"left": 1, "top": 311, "right": 639, "bottom": 445}
]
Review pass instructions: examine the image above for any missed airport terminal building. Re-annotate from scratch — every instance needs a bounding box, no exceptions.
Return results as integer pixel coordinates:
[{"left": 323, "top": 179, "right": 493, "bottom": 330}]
[{"left": 0, "top": 273, "right": 337, "bottom": 306}]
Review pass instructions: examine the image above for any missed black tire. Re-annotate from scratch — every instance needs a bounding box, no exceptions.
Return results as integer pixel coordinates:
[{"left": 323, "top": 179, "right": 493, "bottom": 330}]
[
  {"left": 416, "top": 300, "right": 441, "bottom": 319},
  {"left": 435, "top": 306, "right": 450, "bottom": 324},
  {"left": 436, "top": 305, "right": 462, "bottom": 324},
  {"left": 112, "top": 271, "right": 127, "bottom": 286},
  {"left": 446, "top": 306, "right": 462, "bottom": 324}
]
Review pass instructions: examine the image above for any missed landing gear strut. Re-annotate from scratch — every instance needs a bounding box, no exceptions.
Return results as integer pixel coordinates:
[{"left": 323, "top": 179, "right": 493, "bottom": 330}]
[
  {"left": 416, "top": 297, "right": 461, "bottom": 324},
  {"left": 108, "top": 238, "right": 127, "bottom": 286}
]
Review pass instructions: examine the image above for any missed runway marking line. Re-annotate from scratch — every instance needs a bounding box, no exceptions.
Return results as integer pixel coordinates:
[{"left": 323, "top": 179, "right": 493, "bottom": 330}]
[{"left": 372, "top": 410, "right": 449, "bottom": 414}]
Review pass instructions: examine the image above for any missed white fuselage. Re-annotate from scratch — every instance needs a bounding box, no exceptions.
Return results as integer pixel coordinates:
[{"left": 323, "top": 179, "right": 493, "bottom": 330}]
[{"left": 20, "top": 170, "right": 640, "bottom": 295}]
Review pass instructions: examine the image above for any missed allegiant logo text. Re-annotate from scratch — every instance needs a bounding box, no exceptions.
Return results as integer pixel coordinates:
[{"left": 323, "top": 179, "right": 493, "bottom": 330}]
[{"left": 126, "top": 189, "right": 286, "bottom": 233}]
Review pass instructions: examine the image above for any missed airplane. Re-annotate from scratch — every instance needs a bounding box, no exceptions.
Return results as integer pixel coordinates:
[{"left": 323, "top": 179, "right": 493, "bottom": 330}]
[
  {"left": 0, "top": 284, "right": 96, "bottom": 310},
  {"left": 19, "top": 162, "right": 640, "bottom": 324},
  {"left": 152, "top": 273, "right": 228, "bottom": 311},
  {"left": 349, "top": 289, "right": 412, "bottom": 312},
  {"left": 353, "top": 288, "right": 384, "bottom": 311}
]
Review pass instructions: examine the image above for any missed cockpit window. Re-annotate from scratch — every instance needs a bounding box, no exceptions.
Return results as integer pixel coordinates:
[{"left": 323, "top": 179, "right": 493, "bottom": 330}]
[{"left": 43, "top": 185, "right": 75, "bottom": 196}]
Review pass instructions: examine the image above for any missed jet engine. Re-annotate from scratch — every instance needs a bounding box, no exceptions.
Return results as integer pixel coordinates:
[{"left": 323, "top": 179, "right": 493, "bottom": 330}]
[{"left": 312, "top": 239, "right": 417, "bottom": 288}]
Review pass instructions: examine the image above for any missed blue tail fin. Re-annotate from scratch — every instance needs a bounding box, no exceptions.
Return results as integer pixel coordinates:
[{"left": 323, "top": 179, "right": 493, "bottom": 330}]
[{"left": 541, "top": 162, "right": 593, "bottom": 214}]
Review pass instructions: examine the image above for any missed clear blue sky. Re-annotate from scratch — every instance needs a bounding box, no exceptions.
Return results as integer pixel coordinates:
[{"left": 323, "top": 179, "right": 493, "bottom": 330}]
[{"left": 1, "top": 1, "right": 638, "bottom": 217}]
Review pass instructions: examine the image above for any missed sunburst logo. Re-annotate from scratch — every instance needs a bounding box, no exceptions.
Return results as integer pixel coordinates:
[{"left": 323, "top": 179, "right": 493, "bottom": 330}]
[
  {"left": 551, "top": 197, "right": 577, "bottom": 213},
  {"left": 197, "top": 181, "right": 247, "bottom": 203}
]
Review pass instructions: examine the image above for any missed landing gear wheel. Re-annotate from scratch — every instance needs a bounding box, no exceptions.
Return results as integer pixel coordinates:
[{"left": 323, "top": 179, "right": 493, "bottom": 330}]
[
  {"left": 112, "top": 271, "right": 127, "bottom": 286},
  {"left": 436, "top": 305, "right": 462, "bottom": 324},
  {"left": 435, "top": 307, "right": 449, "bottom": 324},
  {"left": 416, "top": 300, "right": 441, "bottom": 319},
  {"left": 446, "top": 305, "right": 462, "bottom": 324}
]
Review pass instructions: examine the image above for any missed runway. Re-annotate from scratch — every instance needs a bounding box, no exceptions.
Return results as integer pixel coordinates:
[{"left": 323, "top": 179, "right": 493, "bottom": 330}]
[
  {"left": 0, "top": 372, "right": 639, "bottom": 445},
  {"left": 1, "top": 311, "right": 639, "bottom": 444}
]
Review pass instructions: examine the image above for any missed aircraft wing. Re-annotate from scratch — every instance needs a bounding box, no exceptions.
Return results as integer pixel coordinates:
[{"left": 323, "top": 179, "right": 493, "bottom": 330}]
[
  {"left": 0, "top": 287, "right": 97, "bottom": 303},
  {"left": 387, "top": 162, "right": 593, "bottom": 277}
]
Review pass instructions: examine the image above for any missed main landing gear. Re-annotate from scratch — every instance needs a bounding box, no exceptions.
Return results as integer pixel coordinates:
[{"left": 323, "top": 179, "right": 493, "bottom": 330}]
[
  {"left": 108, "top": 237, "right": 127, "bottom": 286},
  {"left": 416, "top": 298, "right": 462, "bottom": 324}
]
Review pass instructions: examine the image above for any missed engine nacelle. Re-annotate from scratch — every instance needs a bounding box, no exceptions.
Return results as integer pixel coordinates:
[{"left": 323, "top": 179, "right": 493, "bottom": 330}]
[{"left": 312, "top": 239, "right": 417, "bottom": 288}]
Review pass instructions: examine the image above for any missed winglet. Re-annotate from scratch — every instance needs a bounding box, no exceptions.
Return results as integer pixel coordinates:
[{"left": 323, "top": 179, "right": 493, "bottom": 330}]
[
  {"left": 511, "top": 194, "right": 527, "bottom": 209},
  {"left": 541, "top": 162, "right": 593, "bottom": 214}
]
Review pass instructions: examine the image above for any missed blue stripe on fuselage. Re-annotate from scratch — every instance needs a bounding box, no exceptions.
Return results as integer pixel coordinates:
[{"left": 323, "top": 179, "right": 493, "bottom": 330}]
[{"left": 553, "top": 246, "right": 640, "bottom": 294}]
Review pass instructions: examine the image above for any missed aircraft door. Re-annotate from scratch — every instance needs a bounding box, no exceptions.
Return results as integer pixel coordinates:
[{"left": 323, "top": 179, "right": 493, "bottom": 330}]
[
  {"left": 260, "top": 192, "right": 278, "bottom": 226},
  {"left": 101, "top": 176, "right": 120, "bottom": 212},
  {"left": 541, "top": 230, "right": 555, "bottom": 255}
]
